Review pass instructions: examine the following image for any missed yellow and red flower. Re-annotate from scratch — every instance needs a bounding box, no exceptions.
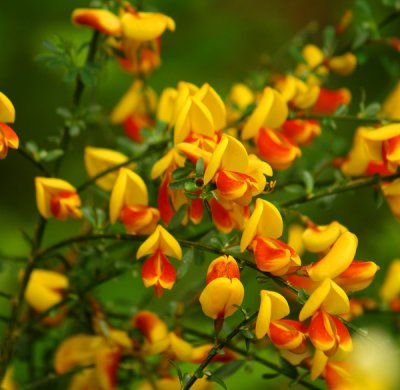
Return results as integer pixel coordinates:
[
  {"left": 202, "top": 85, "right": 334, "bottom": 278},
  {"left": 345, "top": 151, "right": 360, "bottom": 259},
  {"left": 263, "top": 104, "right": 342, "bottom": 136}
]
[
  {"left": 199, "top": 255, "right": 244, "bottom": 319},
  {"left": 312, "top": 88, "right": 351, "bottom": 115},
  {"left": 0, "top": 91, "right": 19, "bottom": 160},
  {"left": 136, "top": 225, "right": 182, "bottom": 296},
  {"left": 109, "top": 168, "right": 159, "bottom": 235},
  {"left": 380, "top": 259, "right": 400, "bottom": 311},
  {"left": 255, "top": 290, "right": 290, "bottom": 339},
  {"left": 35, "top": 177, "right": 82, "bottom": 220},
  {"left": 269, "top": 319, "right": 308, "bottom": 354},
  {"left": 84, "top": 146, "right": 132, "bottom": 191},
  {"left": 110, "top": 80, "right": 157, "bottom": 142},
  {"left": 334, "top": 261, "right": 379, "bottom": 293},
  {"left": 281, "top": 119, "right": 321, "bottom": 146}
]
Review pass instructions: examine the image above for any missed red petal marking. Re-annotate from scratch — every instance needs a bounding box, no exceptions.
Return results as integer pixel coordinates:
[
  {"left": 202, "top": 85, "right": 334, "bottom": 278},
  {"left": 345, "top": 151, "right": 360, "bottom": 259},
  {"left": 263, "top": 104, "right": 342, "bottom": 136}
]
[
  {"left": 308, "top": 310, "right": 336, "bottom": 352},
  {"left": 365, "top": 161, "right": 392, "bottom": 176},
  {"left": 337, "top": 261, "right": 375, "bottom": 280},
  {"left": 141, "top": 251, "right": 176, "bottom": 295},
  {"left": 209, "top": 198, "right": 234, "bottom": 233},
  {"left": 253, "top": 237, "right": 290, "bottom": 272},
  {"left": 256, "top": 128, "right": 299, "bottom": 166},
  {"left": 216, "top": 170, "right": 247, "bottom": 192},
  {"left": 133, "top": 311, "right": 159, "bottom": 341},
  {"left": 0, "top": 123, "right": 19, "bottom": 148},
  {"left": 330, "top": 315, "right": 351, "bottom": 349},
  {"left": 325, "top": 361, "right": 353, "bottom": 390},
  {"left": 269, "top": 320, "right": 304, "bottom": 347},
  {"left": 312, "top": 88, "right": 350, "bottom": 115},
  {"left": 158, "top": 175, "right": 174, "bottom": 224},
  {"left": 206, "top": 258, "right": 240, "bottom": 284},
  {"left": 97, "top": 347, "right": 121, "bottom": 390},
  {"left": 281, "top": 119, "right": 320, "bottom": 145},
  {"left": 385, "top": 135, "right": 400, "bottom": 162},
  {"left": 121, "top": 206, "right": 150, "bottom": 226},
  {"left": 189, "top": 197, "right": 204, "bottom": 224},
  {"left": 50, "top": 191, "right": 78, "bottom": 219},
  {"left": 124, "top": 116, "right": 143, "bottom": 143},
  {"left": 73, "top": 13, "right": 113, "bottom": 35}
]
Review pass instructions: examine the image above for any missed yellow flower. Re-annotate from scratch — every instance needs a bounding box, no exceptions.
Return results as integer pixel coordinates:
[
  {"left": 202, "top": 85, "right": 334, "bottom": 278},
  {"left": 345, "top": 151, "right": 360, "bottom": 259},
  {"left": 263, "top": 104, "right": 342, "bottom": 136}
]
[
  {"left": 72, "top": 8, "right": 122, "bottom": 35},
  {"left": 326, "top": 52, "right": 357, "bottom": 76},
  {"left": 299, "top": 279, "right": 350, "bottom": 322},
  {"left": 1, "top": 367, "right": 17, "bottom": 390},
  {"left": 199, "top": 255, "right": 244, "bottom": 319},
  {"left": 109, "top": 168, "right": 159, "bottom": 235},
  {"left": 380, "top": 259, "right": 400, "bottom": 304},
  {"left": 0, "top": 91, "right": 19, "bottom": 160},
  {"left": 157, "top": 87, "right": 178, "bottom": 123},
  {"left": 35, "top": 177, "right": 82, "bottom": 220},
  {"left": 226, "top": 83, "right": 255, "bottom": 122},
  {"left": 240, "top": 198, "right": 283, "bottom": 252},
  {"left": 171, "top": 82, "right": 226, "bottom": 144},
  {"left": 84, "top": 147, "right": 132, "bottom": 191},
  {"left": 241, "top": 87, "right": 288, "bottom": 140},
  {"left": 255, "top": 290, "right": 290, "bottom": 339},
  {"left": 25, "top": 270, "right": 68, "bottom": 313},
  {"left": 302, "top": 221, "right": 348, "bottom": 253},
  {"left": 381, "top": 80, "right": 400, "bottom": 119}
]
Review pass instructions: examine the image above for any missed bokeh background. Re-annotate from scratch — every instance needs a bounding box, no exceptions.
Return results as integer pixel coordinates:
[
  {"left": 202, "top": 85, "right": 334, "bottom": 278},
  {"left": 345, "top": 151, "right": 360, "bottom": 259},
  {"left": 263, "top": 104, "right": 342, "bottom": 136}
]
[{"left": 1, "top": 0, "right": 400, "bottom": 389}]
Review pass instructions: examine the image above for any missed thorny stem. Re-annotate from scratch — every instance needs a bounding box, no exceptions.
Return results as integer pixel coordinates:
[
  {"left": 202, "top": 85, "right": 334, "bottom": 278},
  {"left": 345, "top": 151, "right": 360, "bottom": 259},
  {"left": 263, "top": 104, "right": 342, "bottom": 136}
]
[
  {"left": 0, "top": 30, "right": 101, "bottom": 383},
  {"left": 183, "top": 326, "right": 322, "bottom": 390}
]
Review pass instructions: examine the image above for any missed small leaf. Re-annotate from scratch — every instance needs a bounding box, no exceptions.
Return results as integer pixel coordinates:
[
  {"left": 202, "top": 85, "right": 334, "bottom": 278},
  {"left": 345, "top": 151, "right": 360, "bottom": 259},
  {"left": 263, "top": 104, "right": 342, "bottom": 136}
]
[
  {"left": 172, "top": 166, "right": 193, "bottom": 180},
  {"left": 210, "top": 360, "right": 245, "bottom": 379},
  {"left": 168, "top": 178, "right": 190, "bottom": 190},
  {"left": 262, "top": 372, "right": 280, "bottom": 379},
  {"left": 363, "top": 102, "right": 381, "bottom": 118},
  {"left": 279, "top": 357, "right": 298, "bottom": 379},
  {"left": 284, "top": 184, "right": 305, "bottom": 194},
  {"left": 297, "top": 288, "right": 308, "bottom": 305},
  {"left": 56, "top": 107, "right": 72, "bottom": 118},
  {"left": 206, "top": 374, "right": 227, "bottom": 390},
  {"left": 184, "top": 181, "right": 198, "bottom": 192},
  {"left": 196, "top": 157, "right": 205, "bottom": 177},
  {"left": 169, "top": 204, "right": 188, "bottom": 230},
  {"left": 42, "top": 149, "right": 64, "bottom": 162},
  {"left": 301, "top": 170, "right": 314, "bottom": 194}
]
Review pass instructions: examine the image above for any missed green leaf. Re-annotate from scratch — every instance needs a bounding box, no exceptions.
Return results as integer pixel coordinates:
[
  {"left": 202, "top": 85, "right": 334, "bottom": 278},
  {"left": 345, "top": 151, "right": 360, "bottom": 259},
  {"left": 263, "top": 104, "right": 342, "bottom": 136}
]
[
  {"left": 363, "top": 102, "right": 381, "bottom": 118},
  {"left": 184, "top": 181, "right": 198, "bottom": 192},
  {"left": 284, "top": 184, "right": 305, "bottom": 194},
  {"left": 206, "top": 374, "right": 227, "bottom": 390},
  {"left": 56, "top": 107, "right": 72, "bottom": 118},
  {"left": 172, "top": 166, "right": 193, "bottom": 180},
  {"left": 301, "top": 170, "right": 314, "bottom": 194},
  {"left": 177, "top": 249, "right": 194, "bottom": 278},
  {"left": 196, "top": 157, "right": 205, "bottom": 177},
  {"left": 42, "top": 149, "right": 64, "bottom": 162},
  {"left": 323, "top": 25, "right": 335, "bottom": 52},
  {"left": 240, "top": 328, "right": 255, "bottom": 340},
  {"left": 262, "top": 372, "right": 280, "bottom": 379},
  {"left": 168, "top": 178, "right": 190, "bottom": 190},
  {"left": 297, "top": 288, "right": 308, "bottom": 304},
  {"left": 210, "top": 360, "right": 245, "bottom": 380}
]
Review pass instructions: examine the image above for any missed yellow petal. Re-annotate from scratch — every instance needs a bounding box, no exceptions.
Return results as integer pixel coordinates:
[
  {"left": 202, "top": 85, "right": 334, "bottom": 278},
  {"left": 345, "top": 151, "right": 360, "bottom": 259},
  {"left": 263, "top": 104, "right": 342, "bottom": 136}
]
[
  {"left": 381, "top": 80, "right": 400, "bottom": 120},
  {"left": 199, "top": 278, "right": 244, "bottom": 319},
  {"left": 302, "top": 44, "right": 324, "bottom": 67},
  {"left": 84, "top": 146, "right": 130, "bottom": 191},
  {"left": 203, "top": 136, "right": 228, "bottom": 184},
  {"left": 136, "top": 225, "right": 182, "bottom": 259},
  {"left": 109, "top": 168, "right": 148, "bottom": 224},
  {"left": 308, "top": 232, "right": 358, "bottom": 281},
  {"left": 121, "top": 12, "right": 175, "bottom": 42},
  {"left": 195, "top": 83, "right": 226, "bottom": 130},
  {"left": 168, "top": 332, "right": 193, "bottom": 361},
  {"left": 380, "top": 259, "right": 400, "bottom": 303},
  {"left": 240, "top": 198, "right": 283, "bottom": 251},
  {"left": 157, "top": 87, "right": 178, "bottom": 123},
  {"left": 302, "top": 221, "right": 347, "bottom": 253},
  {"left": 310, "top": 349, "right": 328, "bottom": 381},
  {"left": 0, "top": 91, "right": 15, "bottom": 123},
  {"left": 72, "top": 8, "right": 122, "bottom": 35}
]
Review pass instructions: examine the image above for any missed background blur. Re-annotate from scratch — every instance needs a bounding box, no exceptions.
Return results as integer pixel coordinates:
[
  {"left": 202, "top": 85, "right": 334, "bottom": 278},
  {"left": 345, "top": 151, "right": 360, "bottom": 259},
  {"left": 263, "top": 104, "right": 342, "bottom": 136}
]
[{"left": 1, "top": 0, "right": 400, "bottom": 389}]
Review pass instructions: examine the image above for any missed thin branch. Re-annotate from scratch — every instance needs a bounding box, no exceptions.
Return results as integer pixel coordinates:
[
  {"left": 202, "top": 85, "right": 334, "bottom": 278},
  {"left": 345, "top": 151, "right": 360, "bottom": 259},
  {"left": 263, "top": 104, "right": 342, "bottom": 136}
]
[
  {"left": 15, "top": 148, "right": 51, "bottom": 177},
  {"left": 182, "top": 312, "right": 258, "bottom": 390},
  {"left": 293, "top": 113, "right": 400, "bottom": 125},
  {"left": 278, "top": 172, "right": 400, "bottom": 208},
  {"left": 183, "top": 326, "right": 321, "bottom": 390}
]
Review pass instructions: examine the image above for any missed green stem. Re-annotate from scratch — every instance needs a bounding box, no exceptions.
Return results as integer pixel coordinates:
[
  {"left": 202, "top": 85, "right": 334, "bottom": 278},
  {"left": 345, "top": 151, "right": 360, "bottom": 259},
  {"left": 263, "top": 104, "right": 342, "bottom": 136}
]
[
  {"left": 183, "top": 326, "right": 321, "bottom": 390},
  {"left": 278, "top": 172, "right": 400, "bottom": 208},
  {"left": 293, "top": 113, "right": 400, "bottom": 125},
  {"left": 182, "top": 312, "right": 258, "bottom": 390},
  {"left": 0, "top": 30, "right": 101, "bottom": 383},
  {"left": 15, "top": 148, "right": 51, "bottom": 177}
]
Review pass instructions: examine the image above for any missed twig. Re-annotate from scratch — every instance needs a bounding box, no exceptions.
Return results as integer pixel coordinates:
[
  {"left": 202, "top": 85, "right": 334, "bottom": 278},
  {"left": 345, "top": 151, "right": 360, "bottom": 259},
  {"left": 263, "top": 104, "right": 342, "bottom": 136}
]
[{"left": 15, "top": 148, "right": 51, "bottom": 177}]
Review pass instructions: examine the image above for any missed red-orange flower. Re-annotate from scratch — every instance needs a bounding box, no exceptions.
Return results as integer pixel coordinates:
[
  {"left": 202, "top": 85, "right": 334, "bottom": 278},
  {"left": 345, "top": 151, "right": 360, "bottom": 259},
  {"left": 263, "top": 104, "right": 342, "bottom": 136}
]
[
  {"left": 269, "top": 320, "right": 307, "bottom": 354},
  {"left": 312, "top": 88, "right": 351, "bottom": 115},
  {"left": 0, "top": 91, "right": 19, "bottom": 160}
]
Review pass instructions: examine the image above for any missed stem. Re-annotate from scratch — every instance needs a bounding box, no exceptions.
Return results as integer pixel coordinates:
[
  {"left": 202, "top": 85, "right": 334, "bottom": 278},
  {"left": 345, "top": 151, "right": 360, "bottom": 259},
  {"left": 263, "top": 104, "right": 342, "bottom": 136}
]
[
  {"left": 0, "top": 30, "right": 101, "bottom": 383},
  {"left": 182, "top": 312, "right": 258, "bottom": 390},
  {"left": 54, "top": 30, "right": 100, "bottom": 175},
  {"left": 15, "top": 148, "right": 51, "bottom": 177},
  {"left": 293, "top": 113, "right": 400, "bottom": 125},
  {"left": 183, "top": 327, "right": 321, "bottom": 390},
  {"left": 278, "top": 172, "right": 400, "bottom": 208}
]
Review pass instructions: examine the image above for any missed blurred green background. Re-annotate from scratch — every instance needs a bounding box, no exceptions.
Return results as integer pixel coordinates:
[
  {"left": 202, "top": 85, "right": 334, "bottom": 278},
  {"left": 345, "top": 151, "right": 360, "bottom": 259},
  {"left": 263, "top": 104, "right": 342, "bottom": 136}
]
[{"left": 1, "top": 0, "right": 400, "bottom": 389}]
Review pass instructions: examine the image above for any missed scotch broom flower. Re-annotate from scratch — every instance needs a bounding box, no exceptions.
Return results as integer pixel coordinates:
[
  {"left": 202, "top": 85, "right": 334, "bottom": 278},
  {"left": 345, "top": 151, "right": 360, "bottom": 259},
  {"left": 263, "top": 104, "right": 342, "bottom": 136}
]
[
  {"left": 241, "top": 87, "right": 288, "bottom": 141},
  {"left": 255, "top": 290, "right": 290, "bottom": 339},
  {"left": 269, "top": 320, "right": 307, "bottom": 353},
  {"left": 302, "top": 221, "right": 348, "bottom": 253},
  {"left": 281, "top": 119, "right": 321, "bottom": 145},
  {"left": 299, "top": 279, "right": 350, "bottom": 322},
  {"left": 136, "top": 225, "right": 182, "bottom": 296},
  {"left": 0, "top": 91, "right": 19, "bottom": 160},
  {"left": 35, "top": 177, "right": 82, "bottom": 220},
  {"left": 312, "top": 88, "right": 351, "bottom": 115},
  {"left": 199, "top": 255, "right": 244, "bottom": 319},
  {"left": 334, "top": 261, "right": 379, "bottom": 292},
  {"left": 84, "top": 147, "right": 131, "bottom": 191},
  {"left": 380, "top": 259, "right": 400, "bottom": 310},
  {"left": 109, "top": 168, "right": 159, "bottom": 235},
  {"left": 72, "top": 8, "right": 122, "bottom": 35}
]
